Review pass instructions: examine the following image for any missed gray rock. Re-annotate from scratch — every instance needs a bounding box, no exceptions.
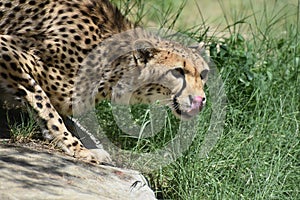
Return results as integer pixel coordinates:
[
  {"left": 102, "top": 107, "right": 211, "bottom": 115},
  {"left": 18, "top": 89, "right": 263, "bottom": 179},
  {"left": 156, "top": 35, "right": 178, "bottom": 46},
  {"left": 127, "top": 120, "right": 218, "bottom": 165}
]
[{"left": 0, "top": 143, "right": 157, "bottom": 200}]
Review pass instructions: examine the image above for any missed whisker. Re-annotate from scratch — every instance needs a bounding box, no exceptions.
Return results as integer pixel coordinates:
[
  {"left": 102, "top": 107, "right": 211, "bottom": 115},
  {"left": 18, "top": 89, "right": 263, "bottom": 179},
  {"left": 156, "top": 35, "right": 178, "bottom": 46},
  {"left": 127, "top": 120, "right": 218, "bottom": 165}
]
[{"left": 154, "top": 98, "right": 173, "bottom": 103}]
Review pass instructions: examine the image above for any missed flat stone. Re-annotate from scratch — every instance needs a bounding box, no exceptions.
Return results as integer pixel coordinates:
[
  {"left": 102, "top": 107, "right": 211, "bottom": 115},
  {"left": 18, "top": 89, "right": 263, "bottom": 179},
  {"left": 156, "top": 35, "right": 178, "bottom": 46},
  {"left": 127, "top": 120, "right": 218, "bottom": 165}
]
[{"left": 0, "top": 142, "right": 156, "bottom": 200}]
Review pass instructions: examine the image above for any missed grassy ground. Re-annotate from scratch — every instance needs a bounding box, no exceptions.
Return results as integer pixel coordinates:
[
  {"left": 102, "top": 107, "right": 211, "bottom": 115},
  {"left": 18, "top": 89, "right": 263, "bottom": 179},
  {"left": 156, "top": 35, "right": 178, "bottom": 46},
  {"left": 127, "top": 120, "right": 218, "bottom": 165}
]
[
  {"left": 109, "top": 0, "right": 299, "bottom": 199},
  {"left": 5, "top": 0, "right": 299, "bottom": 199}
]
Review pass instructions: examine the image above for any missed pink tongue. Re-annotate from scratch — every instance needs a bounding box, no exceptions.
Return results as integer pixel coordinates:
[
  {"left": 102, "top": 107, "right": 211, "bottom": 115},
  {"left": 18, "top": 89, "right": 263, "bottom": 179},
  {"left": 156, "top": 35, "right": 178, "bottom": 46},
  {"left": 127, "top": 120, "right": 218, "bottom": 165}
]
[{"left": 188, "top": 96, "right": 203, "bottom": 116}]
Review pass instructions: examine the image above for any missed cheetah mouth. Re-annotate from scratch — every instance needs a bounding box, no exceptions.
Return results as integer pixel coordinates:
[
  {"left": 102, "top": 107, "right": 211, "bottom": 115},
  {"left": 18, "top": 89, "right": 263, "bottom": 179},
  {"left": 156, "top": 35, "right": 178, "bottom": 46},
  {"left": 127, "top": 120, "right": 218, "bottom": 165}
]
[{"left": 172, "top": 97, "right": 204, "bottom": 120}]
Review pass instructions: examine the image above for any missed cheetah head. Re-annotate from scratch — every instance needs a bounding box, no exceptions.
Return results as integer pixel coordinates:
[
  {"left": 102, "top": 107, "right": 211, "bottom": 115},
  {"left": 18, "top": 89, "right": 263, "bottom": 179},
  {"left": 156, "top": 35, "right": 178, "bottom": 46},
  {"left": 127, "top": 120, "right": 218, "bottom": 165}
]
[{"left": 110, "top": 38, "right": 209, "bottom": 120}]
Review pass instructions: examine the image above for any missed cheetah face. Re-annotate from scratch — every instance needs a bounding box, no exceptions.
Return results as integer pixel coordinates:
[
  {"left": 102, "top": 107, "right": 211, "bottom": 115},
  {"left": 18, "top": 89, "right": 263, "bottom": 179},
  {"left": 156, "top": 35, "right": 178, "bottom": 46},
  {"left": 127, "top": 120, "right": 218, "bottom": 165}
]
[
  {"left": 102, "top": 35, "right": 209, "bottom": 120},
  {"left": 129, "top": 46, "right": 209, "bottom": 120},
  {"left": 169, "top": 65, "right": 208, "bottom": 119}
]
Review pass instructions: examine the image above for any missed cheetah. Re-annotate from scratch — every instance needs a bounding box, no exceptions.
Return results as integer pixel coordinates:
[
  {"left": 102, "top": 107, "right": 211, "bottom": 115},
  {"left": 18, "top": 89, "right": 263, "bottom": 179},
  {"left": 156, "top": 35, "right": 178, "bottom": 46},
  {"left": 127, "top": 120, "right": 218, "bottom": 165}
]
[{"left": 0, "top": 0, "right": 209, "bottom": 164}]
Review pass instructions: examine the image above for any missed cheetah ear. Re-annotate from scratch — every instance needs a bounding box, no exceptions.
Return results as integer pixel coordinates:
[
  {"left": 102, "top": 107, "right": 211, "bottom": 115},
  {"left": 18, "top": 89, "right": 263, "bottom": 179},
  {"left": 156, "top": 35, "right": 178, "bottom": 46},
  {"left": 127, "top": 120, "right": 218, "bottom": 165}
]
[
  {"left": 189, "top": 42, "right": 207, "bottom": 57},
  {"left": 132, "top": 40, "right": 157, "bottom": 64}
]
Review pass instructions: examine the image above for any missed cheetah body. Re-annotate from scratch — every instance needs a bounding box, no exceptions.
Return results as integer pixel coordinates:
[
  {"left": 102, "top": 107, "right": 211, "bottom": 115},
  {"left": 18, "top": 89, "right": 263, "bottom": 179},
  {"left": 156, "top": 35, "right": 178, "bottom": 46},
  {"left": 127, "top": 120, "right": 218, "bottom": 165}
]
[{"left": 0, "top": 0, "right": 209, "bottom": 163}]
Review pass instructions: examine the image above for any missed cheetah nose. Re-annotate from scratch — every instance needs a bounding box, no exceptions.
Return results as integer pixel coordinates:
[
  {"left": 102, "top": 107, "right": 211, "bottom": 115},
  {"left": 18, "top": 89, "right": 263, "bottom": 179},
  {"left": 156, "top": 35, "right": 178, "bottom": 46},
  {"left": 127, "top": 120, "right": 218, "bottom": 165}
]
[
  {"left": 192, "top": 96, "right": 205, "bottom": 109},
  {"left": 188, "top": 96, "right": 206, "bottom": 116},
  {"left": 193, "top": 96, "right": 206, "bottom": 104}
]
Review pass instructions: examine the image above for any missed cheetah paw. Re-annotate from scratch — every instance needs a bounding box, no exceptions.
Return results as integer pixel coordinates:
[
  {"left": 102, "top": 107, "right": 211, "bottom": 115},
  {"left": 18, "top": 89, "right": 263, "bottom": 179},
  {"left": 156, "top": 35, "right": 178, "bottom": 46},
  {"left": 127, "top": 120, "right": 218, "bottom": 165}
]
[{"left": 75, "top": 148, "right": 112, "bottom": 165}]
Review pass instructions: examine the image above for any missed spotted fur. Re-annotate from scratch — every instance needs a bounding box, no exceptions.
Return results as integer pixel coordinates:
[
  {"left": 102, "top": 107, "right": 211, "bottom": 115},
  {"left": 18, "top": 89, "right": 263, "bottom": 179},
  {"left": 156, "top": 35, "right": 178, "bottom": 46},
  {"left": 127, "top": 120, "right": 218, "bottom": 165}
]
[{"left": 0, "top": 0, "right": 209, "bottom": 163}]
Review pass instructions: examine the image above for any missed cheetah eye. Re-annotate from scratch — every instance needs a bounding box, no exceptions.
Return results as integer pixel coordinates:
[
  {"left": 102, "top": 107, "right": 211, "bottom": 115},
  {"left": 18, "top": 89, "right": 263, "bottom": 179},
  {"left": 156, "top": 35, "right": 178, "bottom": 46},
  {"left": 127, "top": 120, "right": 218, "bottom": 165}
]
[
  {"left": 171, "top": 67, "right": 185, "bottom": 78},
  {"left": 200, "top": 69, "right": 209, "bottom": 80}
]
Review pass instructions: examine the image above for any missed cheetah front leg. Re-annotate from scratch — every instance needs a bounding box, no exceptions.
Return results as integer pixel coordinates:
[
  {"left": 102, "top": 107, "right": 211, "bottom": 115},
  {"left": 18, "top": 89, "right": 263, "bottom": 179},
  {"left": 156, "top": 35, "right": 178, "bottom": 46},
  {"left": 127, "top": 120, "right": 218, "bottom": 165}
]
[
  {"left": 21, "top": 83, "right": 112, "bottom": 164},
  {"left": 0, "top": 36, "right": 110, "bottom": 164}
]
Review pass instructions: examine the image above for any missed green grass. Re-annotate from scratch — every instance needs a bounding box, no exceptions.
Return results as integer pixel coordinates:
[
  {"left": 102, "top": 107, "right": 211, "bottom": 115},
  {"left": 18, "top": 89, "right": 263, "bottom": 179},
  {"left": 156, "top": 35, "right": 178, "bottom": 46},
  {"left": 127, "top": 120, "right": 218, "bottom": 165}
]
[
  {"left": 109, "top": 0, "right": 299, "bottom": 199},
  {"left": 7, "top": 0, "right": 299, "bottom": 199},
  {"left": 7, "top": 108, "right": 39, "bottom": 143}
]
